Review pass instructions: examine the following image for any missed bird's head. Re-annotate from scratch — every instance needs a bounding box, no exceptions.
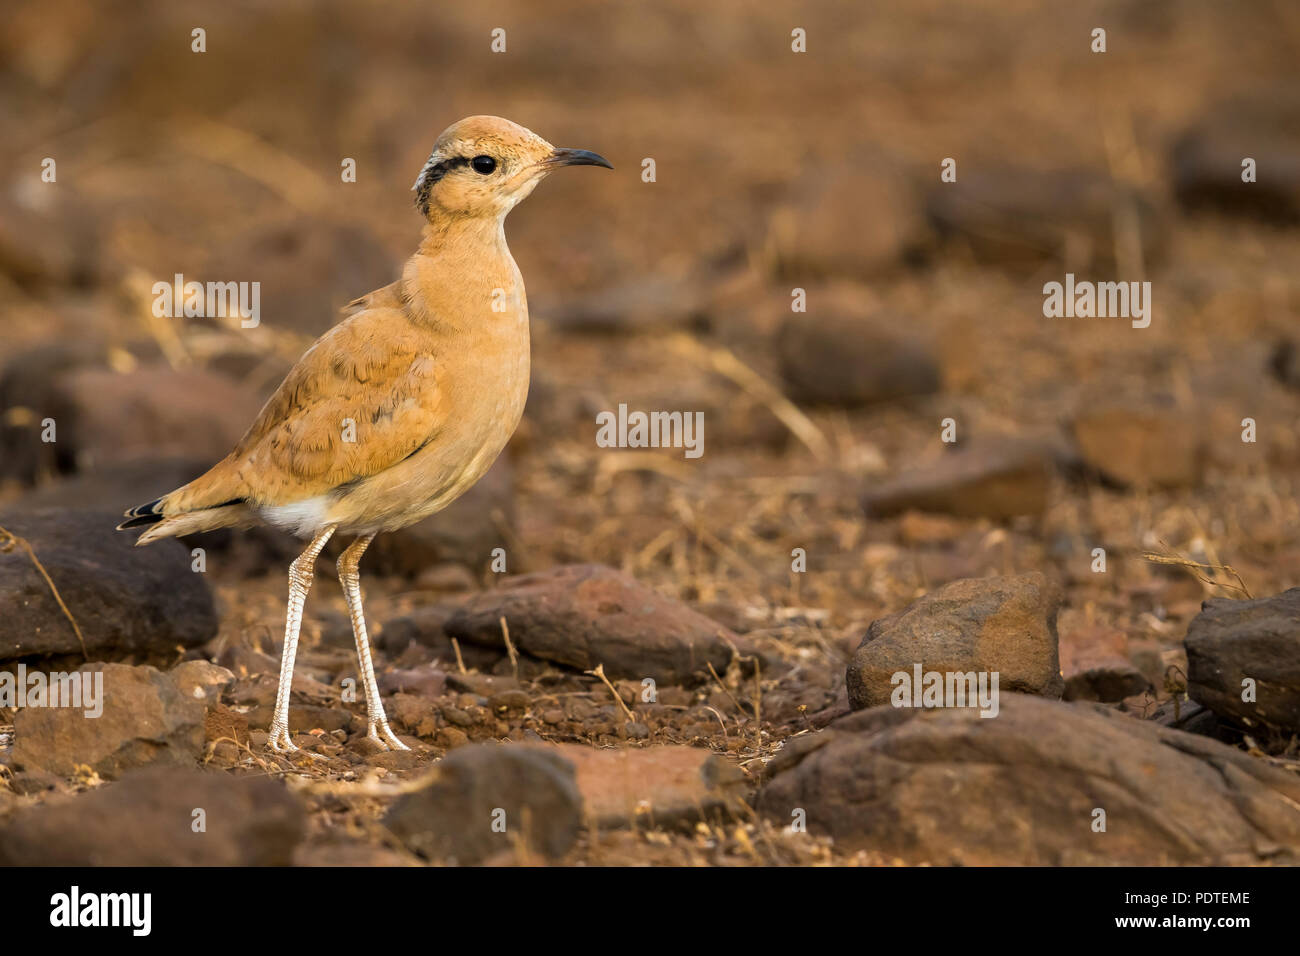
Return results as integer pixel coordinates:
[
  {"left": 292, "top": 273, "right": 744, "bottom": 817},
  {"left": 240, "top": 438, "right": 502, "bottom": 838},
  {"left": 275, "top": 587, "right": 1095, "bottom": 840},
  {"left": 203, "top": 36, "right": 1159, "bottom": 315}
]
[{"left": 412, "top": 115, "right": 611, "bottom": 221}]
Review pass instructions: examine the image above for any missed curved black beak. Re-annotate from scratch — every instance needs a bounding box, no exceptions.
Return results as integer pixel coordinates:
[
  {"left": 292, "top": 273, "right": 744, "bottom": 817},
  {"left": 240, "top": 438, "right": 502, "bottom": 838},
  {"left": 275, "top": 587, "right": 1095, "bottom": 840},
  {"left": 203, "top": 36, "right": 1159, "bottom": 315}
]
[{"left": 546, "top": 147, "right": 613, "bottom": 170}]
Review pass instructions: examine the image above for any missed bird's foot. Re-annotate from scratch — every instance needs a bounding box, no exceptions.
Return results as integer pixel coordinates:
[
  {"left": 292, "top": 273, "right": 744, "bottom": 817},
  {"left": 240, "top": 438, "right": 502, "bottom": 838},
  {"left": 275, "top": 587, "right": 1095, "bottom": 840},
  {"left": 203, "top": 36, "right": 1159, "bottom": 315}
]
[
  {"left": 268, "top": 726, "right": 330, "bottom": 760},
  {"left": 367, "top": 720, "right": 410, "bottom": 752},
  {"left": 267, "top": 725, "right": 298, "bottom": 754}
]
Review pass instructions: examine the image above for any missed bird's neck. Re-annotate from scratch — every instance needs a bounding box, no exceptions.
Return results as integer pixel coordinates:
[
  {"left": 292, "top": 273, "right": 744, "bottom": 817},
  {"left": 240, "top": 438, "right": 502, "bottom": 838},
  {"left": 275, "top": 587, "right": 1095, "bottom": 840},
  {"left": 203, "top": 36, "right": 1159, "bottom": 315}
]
[{"left": 403, "top": 215, "right": 525, "bottom": 332}]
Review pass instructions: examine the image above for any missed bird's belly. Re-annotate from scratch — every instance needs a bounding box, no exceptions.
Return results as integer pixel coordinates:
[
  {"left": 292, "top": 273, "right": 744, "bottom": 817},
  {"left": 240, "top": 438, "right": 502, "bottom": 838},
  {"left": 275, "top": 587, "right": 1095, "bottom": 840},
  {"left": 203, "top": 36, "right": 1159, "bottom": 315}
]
[{"left": 324, "top": 366, "right": 528, "bottom": 535}]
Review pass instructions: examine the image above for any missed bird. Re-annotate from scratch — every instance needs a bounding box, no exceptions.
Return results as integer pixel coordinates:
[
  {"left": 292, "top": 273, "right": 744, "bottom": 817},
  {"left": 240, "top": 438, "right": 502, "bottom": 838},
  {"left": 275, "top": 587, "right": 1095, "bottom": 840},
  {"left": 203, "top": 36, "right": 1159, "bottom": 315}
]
[{"left": 117, "top": 115, "right": 611, "bottom": 755}]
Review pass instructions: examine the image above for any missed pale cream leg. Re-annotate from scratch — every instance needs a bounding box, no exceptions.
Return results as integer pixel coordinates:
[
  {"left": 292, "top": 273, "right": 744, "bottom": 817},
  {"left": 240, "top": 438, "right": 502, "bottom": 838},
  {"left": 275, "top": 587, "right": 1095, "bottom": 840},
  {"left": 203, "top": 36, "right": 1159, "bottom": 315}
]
[
  {"left": 268, "top": 526, "right": 335, "bottom": 754},
  {"left": 337, "top": 533, "right": 409, "bottom": 751}
]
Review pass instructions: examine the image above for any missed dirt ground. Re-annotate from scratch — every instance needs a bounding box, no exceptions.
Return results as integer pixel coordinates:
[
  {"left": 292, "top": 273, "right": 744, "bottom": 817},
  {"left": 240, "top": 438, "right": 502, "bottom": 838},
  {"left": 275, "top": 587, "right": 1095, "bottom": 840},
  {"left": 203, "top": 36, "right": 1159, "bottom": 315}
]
[{"left": 1, "top": 0, "right": 1298, "bottom": 866}]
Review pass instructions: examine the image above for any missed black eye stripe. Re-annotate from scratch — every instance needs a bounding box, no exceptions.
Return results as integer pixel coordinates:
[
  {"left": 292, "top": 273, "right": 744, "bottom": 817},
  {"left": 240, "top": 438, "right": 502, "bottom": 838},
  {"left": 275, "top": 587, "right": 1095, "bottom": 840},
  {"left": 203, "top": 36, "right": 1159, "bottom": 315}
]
[{"left": 413, "top": 155, "right": 470, "bottom": 215}]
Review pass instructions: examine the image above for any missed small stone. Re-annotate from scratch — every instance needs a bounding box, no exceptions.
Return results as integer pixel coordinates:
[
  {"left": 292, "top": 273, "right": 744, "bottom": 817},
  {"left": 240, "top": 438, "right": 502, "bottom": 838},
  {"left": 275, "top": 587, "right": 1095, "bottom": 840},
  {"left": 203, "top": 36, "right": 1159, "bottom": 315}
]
[
  {"left": 12, "top": 662, "right": 205, "bottom": 778},
  {"left": 1060, "top": 625, "right": 1151, "bottom": 702},
  {"left": 170, "top": 660, "right": 236, "bottom": 703},
  {"left": 1071, "top": 404, "right": 1203, "bottom": 488},
  {"left": 445, "top": 564, "right": 737, "bottom": 684},
  {"left": 384, "top": 745, "right": 582, "bottom": 863},
  {"left": 489, "top": 689, "right": 531, "bottom": 713},
  {"left": 862, "top": 438, "right": 1053, "bottom": 521},
  {"left": 1186, "top": 587, "right": 1300, "bottom": 733},
  {"left": 557, "top": 744, "right": 746, "bottom": 829},
  {"left": 777, "top": 297, "right": 940, "bottom": 407},
  {"left": 846, "top": 572, "right": 1063, "bottom": 711}
]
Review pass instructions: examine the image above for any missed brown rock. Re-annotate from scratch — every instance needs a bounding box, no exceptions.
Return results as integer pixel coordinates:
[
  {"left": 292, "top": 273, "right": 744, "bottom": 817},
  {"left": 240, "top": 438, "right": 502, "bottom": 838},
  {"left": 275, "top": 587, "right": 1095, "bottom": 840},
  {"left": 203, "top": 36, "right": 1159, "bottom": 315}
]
[
  {"left": 777, "top": 304, "right": 940, "bottom": 408},
  {"left": 556, "top": 744, "right": 746, "bottom": 829},
  {"left": 0, "top": 342, "right": 109, "bottom": 483},
  {"left": 863, "top": 438, "right": 1053, "bottom": 521},
  {"left": 1060, "top": 625, "right": 1151, "bottom": 702},
  {"left": 0, "top": 507, "right": 217, "bottom": 661},
  {"left": 43, "top": 364, "right": 263, "bottom": 471},
  {"left": 759, "top": 694, "right": 1300, "bottom": 864},
  {"left": 1071, "top": 404, "right": 1203, "bottom": 488},
  {"left": 204, "top": 703, "right": 250, "bottom": 748},
  {"left": 376, "top": 604, "right": 504, "bottom": 671},
  {"left": 170, "top": 660, "right": 236, "bottom": 704},
  {"left": 847, "top": 572, "right": 1063, "bottom": 711},
  {"left": 1172, "top": 98, "right": 1300, "bottom": 223},
  {"left": 445, "top": 564, "right": 736, "bottom": 684},
  {"left": 383, "top": 744, "right": 582, "bottom": 863},
  {"left": 539, "top": 274, "right": 706, "bottom": 334},
  {"left": 0, "top": 766, "right": 303, "bottom": 865},
  {"left": 12, "top": 663, "right": 205, "bottom": 778},
  {"left": 378, "top": 665, "right": 448, "bottom": 698},
  {"left": 926, "top": 167, "right": 1165, "bottom": 272},
  {"left": 1186, "top": 587, "right": 1300, "bottom": 733},
  {"left": 766, "top": 159, "right": 929, "bottom": 278}
]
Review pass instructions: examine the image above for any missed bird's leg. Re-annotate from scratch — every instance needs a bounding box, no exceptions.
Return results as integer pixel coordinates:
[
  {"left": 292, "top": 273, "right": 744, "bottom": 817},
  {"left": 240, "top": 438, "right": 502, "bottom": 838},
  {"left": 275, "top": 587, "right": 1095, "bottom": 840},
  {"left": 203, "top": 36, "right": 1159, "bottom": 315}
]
[
  {"left": 337, "top": 533, "right": 409, "bottom": 751},
  {"left": 268, "top": 526, "right": 336, "bottom": 754}
]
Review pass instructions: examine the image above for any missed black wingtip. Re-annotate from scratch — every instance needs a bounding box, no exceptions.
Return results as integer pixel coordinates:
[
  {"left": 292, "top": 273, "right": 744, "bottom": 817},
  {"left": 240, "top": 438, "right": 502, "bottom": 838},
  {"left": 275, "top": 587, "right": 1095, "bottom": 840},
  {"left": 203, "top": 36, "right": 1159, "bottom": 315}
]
[
  {"left": 117, "top": 497, "right": 165, "bottom": 531},
  {"left": 116, "top": 513, "right": 164, "bottom": 531}
]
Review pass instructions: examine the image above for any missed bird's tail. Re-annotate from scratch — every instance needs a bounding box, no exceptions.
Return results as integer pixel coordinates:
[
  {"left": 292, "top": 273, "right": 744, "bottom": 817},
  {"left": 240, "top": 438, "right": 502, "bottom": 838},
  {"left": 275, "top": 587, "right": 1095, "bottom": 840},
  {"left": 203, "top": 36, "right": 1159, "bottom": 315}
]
[{"left": 116, "top": 456, "right": 252, "bottom": 546}]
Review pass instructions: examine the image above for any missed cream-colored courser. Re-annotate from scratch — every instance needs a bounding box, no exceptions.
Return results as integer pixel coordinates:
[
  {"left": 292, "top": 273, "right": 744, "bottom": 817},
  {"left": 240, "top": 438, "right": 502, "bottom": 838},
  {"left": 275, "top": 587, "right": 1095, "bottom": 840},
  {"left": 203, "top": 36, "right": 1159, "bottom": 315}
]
[{"left": 118, "top": 116, "right": 610, "bottom": 754}]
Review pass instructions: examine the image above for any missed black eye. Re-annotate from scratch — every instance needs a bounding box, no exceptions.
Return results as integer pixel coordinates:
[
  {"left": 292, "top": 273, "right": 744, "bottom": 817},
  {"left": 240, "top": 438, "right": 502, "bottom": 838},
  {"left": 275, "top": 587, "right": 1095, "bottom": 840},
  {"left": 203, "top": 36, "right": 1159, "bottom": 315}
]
[{"left": 471, "top": 155, "right": 496, "bottom": 175}]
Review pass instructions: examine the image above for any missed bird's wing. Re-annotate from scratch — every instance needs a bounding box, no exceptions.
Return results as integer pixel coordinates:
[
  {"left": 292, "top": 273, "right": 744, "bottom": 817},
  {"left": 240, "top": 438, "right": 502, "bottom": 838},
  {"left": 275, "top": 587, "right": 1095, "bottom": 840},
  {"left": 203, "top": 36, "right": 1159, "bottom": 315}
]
[{"left": 230, "top": 306, "right": 445, "bottom": 505}]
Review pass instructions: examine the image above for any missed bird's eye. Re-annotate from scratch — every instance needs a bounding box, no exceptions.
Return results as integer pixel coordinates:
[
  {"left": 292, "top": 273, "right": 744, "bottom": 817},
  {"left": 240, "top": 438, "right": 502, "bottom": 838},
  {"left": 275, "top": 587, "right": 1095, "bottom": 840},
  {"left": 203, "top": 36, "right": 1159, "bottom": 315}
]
[{"left": 471, "top": 155, "right": 496, "bottom": 175}]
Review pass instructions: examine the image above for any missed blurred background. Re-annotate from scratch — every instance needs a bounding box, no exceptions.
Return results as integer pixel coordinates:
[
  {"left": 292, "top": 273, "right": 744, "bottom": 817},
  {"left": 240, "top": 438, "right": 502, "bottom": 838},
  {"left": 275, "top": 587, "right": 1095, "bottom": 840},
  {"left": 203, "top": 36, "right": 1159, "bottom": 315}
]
[{"left": 1, "top": 0, "right": 1299, "bottom": 796}]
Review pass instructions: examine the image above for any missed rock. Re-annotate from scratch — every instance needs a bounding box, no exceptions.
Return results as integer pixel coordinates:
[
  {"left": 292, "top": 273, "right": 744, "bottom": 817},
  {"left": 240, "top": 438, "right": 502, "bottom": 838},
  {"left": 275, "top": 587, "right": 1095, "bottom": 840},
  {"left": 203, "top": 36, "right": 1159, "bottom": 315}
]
[
  {"left": 862, "top": 438, "right": 1053, "bottom": 521},
  {"left": 847, "top": 572, "right": 1063, "bottom": 711},
  {"left": 1172, "top": 98, "right": 1300, "bottom": 223},
  {"left": 1186, "top": 587, "right": 1300, "bottom": 733},
  {"left": 539, "top": 275, "right": 706, "bottom": 334},
  {"left": 776, "top": 303, "right": 940, "bottom": 407},
  {"left": 445, "top": 564, "right": 736, "bottom": 684},
  {"left": 12, "top": 663, "right": 205, "bottom": 778},
  {"left": 355, "top": 455, "right": 513, "bottom": 575},
  {"left": 925, "top": 166, "right": 1165, "bottom": 272},
  {"left": 376, "top": 604, "right": 505, "bottom": 670},
  {"left": 41, "top": 364, "right": 263, "bottom": 472},
  {"left": 170, "top": 660, "right": 236, "bottom": 704},
  {"left": 765, "top": 159, "right": 929, "bottom": 278},
  {"left": 0, "top": 766, "right": 303, "bottom": 865},
  {"left": 1071, "top": 404, "right": 1203, "bottom": 488},
  {"left": 556, "top": 744, "right": 746, "bottom": 829},
  {"left": 1270, "top": 338, "right": 1300, "bottom": 391},
  {"left": 378, "top": 665, "right": 447, "bottom": 698},
  {"left": 16, "top": 459, "right": 300, "bottom": 565},
  {"left": 294, "top": 841, "right": 415, "bottom": 867},
  {"left": 759, "top": 694, "right": 1300, "bottom": 864},
  {"left": 0, "top": 341, "right": 110, "bottom": 483},
  {"left": 1060, "top": 625, "right": 1151, "bottom": 702},
  {"left": 384, "top": 744, "right": 582, "bottom": 863},
  {"left": 0, "top": 507, "right": 217, "bottom": 661},
  {"left": 204, "top": 704, "right": 250, "bottom": 748}
]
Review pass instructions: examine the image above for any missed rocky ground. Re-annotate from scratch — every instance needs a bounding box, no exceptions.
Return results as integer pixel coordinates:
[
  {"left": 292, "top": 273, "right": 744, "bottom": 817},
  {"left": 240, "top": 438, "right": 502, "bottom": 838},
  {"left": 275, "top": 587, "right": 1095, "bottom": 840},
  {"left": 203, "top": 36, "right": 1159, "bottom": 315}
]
[{"left": 1, "top": 0, "right": 1300, "bottom": 866}]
